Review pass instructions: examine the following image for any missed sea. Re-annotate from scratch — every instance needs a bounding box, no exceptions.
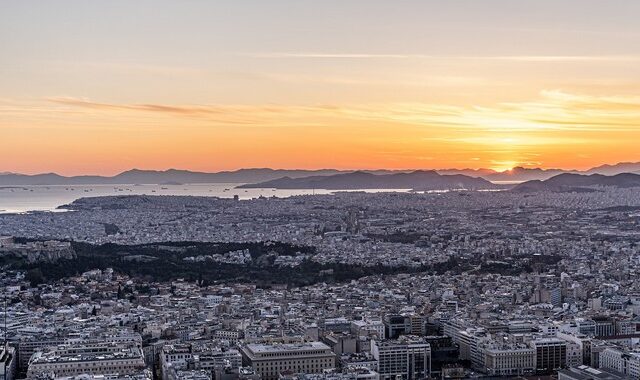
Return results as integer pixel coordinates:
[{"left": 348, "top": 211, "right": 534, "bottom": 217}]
[{"left": 0, "top": 184, "right": 410, "bottom": 214}]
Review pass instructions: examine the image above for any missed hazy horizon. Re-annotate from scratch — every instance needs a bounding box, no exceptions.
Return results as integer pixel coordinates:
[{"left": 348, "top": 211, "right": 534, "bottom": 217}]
[{"left": 3, "top": 159, "right": 640, "bottom": 178}]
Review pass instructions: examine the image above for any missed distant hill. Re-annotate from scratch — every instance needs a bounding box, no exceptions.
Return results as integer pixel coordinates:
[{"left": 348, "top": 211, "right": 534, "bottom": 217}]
[
  {"left": 108, "top": 168, "right": 353, "bottom": 184},
  {"left": 237, "top": 170, "right": 497, "bottom": 191},
  {"left": 512, "top": 173, "right": 640, "bottom": 192},
  {"left": 2, "top": 161, "right": 640, "bottom": 186},
  {"left": 440, "top": 162, "right": 640, "bottom": 182},
  {"left": 0, "top": 168, "right": 348, "bottom": 186},
  {"left": 585, "top": 162, "right": 640, "bottom": 176},
  {"left": 0, "top": 173, "right": 107, "bottom": 186},
  {"left": 436, "top": 168, "right": 497, "bottom": 177},
  {"left": 484, "top": 167, "right": 570, "bottom": 182}
]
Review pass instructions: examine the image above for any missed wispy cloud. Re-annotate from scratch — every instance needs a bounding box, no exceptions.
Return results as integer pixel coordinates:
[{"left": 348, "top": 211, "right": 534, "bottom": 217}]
[
  {"left": 43, "top": 97, "right": 345, "bottom": 127},
  {"left": 247, "top": 53, "right": 425, "bottom": 59},
  {"left": 7, "top": 91, "right": 636, "bottom": 173},
  {"left": 245, "top": 52, "right": 640, "bottom": 63},
  {"left": 481, "top": 56, "right": 640, "bottom": 62},
  {"left": 40, "top": 90, "right": 640, "bottom": 136},
  {"left": 260, "top": 72, "right": 494, "bottom": 88},
  {"left": 48, "top": 97, "right": 227, "bottom": 116}
]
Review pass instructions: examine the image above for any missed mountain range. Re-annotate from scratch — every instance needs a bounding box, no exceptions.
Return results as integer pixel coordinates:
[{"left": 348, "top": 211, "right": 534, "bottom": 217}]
[
  {"left": 0, "top": 168, "right": 347, "bottom": 186},
  {"left": 237, "top": 170, "right": 497, "bottom": 191},
  {"left": 1, "top": 161, "right": 640, "bottom": 186}
]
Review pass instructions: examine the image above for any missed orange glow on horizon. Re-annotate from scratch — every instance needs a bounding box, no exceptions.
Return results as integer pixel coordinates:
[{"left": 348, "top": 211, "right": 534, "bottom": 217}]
[{"left": 2, "top": 90, "right": 640, "bottom": 176}]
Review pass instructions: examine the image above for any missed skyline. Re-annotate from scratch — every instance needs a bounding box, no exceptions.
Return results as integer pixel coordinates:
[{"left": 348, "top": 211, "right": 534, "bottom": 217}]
[
  {"left": 2, "top": 1, "right": 640, "bottom": 175},
  {"left": 3, "top": 157, "right": 640, "bottom": 177}
]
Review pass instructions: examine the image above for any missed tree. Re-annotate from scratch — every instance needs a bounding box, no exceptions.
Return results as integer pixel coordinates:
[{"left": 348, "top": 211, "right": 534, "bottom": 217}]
[{"left": 26, "top": 268, "right": 44, "bottom": 287}]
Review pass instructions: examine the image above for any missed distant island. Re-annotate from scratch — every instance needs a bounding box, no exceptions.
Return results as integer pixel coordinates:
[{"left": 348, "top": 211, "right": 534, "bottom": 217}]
[
  {"left": 512, "top": 173, "right": 640, "bottom": 193},
  {"left": 237, "top": 170, "right": 498, "bottom": 191},
  {"left": 0, "top": 168, "right": 348, "bottom": 186},
  {"left": 238, "top": 171, "right": 640, "bottom": 192}
]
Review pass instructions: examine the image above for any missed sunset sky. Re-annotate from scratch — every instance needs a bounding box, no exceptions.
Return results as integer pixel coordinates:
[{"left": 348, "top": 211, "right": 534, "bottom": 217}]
[{"left": 2, "top": 1, "right": 640, "bottom": 175}]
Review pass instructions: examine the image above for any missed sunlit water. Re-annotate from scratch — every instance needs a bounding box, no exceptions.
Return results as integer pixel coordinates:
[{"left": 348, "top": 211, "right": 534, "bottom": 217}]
[{"left": 0, "top": 184, "right": 411, "bottom": 214}]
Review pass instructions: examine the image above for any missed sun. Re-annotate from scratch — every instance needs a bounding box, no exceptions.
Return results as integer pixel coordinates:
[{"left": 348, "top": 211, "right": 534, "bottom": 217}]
[{"left": 490, "top": 161, "right": 518, "bottom": 173}]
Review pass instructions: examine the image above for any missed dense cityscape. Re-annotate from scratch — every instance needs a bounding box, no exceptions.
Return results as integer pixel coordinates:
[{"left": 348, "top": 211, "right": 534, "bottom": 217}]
[
  {"left": 1, "top": 187, "right": 640, "bottom": 380},
  {"left": 4, "top": 1, "right": 640, "bottom": 380}
]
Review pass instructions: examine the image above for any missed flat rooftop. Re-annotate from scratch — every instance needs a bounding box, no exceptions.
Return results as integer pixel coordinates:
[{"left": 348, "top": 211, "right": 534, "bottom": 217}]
[{"left": 245, "top": 342, "right": 331, "bottom": 354}]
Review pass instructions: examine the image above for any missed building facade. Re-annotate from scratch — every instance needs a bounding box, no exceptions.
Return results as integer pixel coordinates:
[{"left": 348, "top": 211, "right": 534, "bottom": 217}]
[
  {"left": 371, "top": 337, "right": 431, "bottom": 380},
  {"left": 240, "top": 342, "right": 336, "bottom": 380},
  {"left": 26, "top": 342, "right": 145, "bottom": 378}
]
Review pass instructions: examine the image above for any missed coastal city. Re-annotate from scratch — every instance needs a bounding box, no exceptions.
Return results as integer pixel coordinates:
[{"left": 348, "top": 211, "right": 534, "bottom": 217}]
[
  {"left": 3, "top": 1, "right": 640, "bottom": 379},
  {"left": 1, "top": 187, "right": 640, "bottom": 380}
]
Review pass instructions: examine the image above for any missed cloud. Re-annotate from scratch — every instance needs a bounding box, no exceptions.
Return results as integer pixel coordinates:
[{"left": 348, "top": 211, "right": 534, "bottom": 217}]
[
  {"left": 261, "top": 72, "right": 494, "bottom": 88},
  {"left": 48, "top": 97, "right": 221, "bottom": 115},
  {"left": 40, "top": 90, "right": 640, "bottom": 137},
  {"left": 43, "top": 97, "right": 348, "bottom": 127},
  {"left": 485, "top": 56, "right": 640, "bottom": 63},
  {"left": 247, "top": 53, "right": 421, "bottom": 59},
  {"left": 245, "top": 52, "right": 640, "bottom": 63}
]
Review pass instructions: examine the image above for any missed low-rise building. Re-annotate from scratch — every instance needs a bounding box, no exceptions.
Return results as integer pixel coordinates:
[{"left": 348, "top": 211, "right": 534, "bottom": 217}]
[
  {"left": 240, "top": 342, "right": 336, "bottom": 380},
  {"left": 26, "top": 342, "right": 145, "bottom": 378}
]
